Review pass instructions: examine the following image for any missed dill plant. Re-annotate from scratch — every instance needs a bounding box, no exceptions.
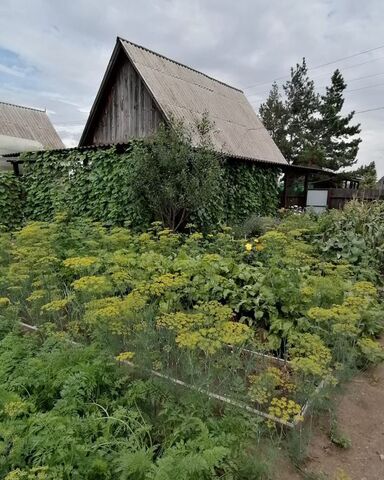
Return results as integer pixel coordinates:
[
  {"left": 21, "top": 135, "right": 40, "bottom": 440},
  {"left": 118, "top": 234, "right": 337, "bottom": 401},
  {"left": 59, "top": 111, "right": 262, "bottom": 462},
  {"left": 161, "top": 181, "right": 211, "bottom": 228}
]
[{"left": 0, "top": 203, "right": 383, "bottom": 477}]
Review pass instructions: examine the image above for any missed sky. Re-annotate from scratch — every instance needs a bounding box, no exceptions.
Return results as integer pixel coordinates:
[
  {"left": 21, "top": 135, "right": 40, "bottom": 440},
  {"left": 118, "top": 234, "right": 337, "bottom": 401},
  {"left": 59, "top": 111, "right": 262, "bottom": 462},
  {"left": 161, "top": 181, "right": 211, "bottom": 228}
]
[{"left": 0, "top": 0, "right": 383, "bottom": 175}]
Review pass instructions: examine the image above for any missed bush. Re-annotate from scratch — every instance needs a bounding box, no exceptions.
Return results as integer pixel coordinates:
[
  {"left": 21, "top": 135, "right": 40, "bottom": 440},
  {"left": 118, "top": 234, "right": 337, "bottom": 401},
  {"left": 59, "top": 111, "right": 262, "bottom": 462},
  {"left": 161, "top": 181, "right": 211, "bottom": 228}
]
[
  {"left": 315, "top": 200, "right": 384, "bottom": 281},
  {"left": 129, "top": 117, "right": 224, "bottom": 230}
]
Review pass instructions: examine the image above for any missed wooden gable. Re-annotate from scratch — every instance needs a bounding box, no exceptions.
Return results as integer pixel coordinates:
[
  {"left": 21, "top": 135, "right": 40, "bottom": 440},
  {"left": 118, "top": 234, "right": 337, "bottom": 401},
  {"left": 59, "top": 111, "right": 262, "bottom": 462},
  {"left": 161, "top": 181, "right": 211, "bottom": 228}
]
[
  {"left": 80, "top": 38, "right": 287, "bottom": 167},
  {"left": 82, "top": 47, "right": 164, "bottom": 146}
]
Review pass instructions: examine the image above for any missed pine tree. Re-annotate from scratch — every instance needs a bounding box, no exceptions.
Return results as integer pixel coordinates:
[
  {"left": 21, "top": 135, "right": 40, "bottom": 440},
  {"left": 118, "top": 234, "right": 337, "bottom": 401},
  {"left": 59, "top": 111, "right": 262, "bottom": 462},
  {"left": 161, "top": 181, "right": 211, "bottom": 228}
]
[
  {"left": 350, "top": 161, "right": 377, "bottom": 188},
  {"left": 259, "top": 82, "right": 290, "bottom": 159},
  {"left": 259, "top": 62, "right": 363, "bottom": 170},
  {"left": 319, "top": 69, "right": 362, "bottom": 170},
  {"left": 283, "top": 58, "right": 321, "bottom": 165}
]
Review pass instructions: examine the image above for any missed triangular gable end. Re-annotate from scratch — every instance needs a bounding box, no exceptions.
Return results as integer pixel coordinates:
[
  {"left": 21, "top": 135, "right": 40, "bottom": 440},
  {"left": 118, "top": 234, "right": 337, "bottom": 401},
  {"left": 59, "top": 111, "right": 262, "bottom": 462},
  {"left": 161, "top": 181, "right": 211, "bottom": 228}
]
[
  {"left": 80, "top": 37, "right": 287, "bottom": 166},
  {"left": 79, "top": 39, "right": 165, "bottom": 146}
]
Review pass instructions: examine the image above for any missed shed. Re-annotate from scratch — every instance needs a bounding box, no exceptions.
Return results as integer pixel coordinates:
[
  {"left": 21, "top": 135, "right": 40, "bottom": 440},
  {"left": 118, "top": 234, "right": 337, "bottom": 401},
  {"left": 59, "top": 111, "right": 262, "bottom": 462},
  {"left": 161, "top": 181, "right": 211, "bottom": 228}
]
[
  {"left": 0, "top": 101, "right": 64, "bottom": 170},
  {"left": 79, "top": 37, "right": 287, "bottom": 168}
]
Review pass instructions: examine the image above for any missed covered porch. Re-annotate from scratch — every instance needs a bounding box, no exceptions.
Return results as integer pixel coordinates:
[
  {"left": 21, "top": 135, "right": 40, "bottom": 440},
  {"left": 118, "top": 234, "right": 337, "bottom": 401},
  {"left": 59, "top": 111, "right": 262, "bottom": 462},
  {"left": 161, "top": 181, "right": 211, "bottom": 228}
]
[{"left": 280, "top": 164, "right": 362, "bottom": 212}]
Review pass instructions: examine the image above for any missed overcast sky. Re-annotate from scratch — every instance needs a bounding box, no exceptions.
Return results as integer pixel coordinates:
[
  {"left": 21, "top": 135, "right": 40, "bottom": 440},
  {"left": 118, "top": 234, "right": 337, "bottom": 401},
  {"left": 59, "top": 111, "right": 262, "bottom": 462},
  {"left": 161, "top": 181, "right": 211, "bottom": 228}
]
[{"left": 0, "top": 0, "right": 383, "bottom": 174}]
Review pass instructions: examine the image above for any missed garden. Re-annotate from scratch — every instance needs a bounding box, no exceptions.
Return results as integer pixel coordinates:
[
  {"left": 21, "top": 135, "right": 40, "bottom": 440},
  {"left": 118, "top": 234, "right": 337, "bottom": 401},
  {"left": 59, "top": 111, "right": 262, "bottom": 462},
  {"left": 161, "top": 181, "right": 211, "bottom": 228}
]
[{"left": 0, "top": 199, "right": 384, "bottom": 479}]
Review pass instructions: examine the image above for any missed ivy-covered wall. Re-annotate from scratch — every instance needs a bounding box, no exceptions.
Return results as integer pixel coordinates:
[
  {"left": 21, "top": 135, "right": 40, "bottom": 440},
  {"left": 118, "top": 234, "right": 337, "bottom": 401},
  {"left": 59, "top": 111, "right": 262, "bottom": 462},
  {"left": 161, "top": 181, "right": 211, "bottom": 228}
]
[
  {"left": 224, "top": 161, "right": 280, "bottom": 224},
  {"left": 0, "top": 173, "right": 24, "bottom": 230},
  {"left": 21, "top": 147, "right": 149, "bottom": 228},
  {"left": 8, "top": 146, "right": 280, "bottom": 230}
]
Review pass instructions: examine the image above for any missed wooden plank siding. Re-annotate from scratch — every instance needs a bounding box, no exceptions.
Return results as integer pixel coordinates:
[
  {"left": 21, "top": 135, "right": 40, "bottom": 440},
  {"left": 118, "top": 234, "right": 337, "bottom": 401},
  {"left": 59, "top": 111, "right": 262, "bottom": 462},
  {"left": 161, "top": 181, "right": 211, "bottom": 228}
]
[
  {"left": 79, "top": 38, "right": 288, "bottom": 167},
  {"left": 327, "top": 188, "right": 384, "bottom": 209},
  {"left": 89, "top": 53, "right": 164, "bottom": 145}
]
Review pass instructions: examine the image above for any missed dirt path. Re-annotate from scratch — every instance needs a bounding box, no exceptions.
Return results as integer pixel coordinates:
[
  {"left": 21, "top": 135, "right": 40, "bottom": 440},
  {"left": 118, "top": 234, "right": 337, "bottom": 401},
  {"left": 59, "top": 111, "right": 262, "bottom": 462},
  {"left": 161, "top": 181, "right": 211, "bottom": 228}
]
[{"left": 280, "top": 353, "right": 384, "bottom": 480}]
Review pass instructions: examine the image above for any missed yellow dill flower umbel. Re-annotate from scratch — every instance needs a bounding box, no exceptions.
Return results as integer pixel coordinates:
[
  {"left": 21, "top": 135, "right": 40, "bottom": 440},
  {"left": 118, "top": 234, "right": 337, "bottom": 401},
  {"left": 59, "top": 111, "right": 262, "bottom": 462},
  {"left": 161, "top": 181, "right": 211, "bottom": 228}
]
[
  {"left": 115, "top": 351, "right": 135, "bottom": 362},
  {"left": 41, "top": 299, "right": 70, "bottom": 313},
  {"left": 245, "top": 243, "right": 253, "bottom": 252},
  {"left": 71, "top": 275, "right": 111, "bottom": 295},
  {"left": 0, "top": 297, "right": 11, "bottom": 307},
  {"left": 63, "top": 256, "right": 99, "bottom": 271}
]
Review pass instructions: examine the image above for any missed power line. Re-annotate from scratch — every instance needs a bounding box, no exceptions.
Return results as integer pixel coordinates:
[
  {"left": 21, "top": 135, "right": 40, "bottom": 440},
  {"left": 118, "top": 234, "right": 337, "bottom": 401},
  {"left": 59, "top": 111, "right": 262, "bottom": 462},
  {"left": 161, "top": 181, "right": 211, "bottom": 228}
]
[
  {"left": 342, "top": 71, "right": 384, "bottom": 84},
  {"left": 345, "top": 82, "right": 384, "bottom": 94},
  {"left": 246, "top": 57, "right": 384, "bottom": 99},
  {"left": 355, "top": 106, "right": 384, "bottom": 114},
  {"left": 248, "top": 56, "right": 384, "bottom": 97},
  {"left": 243, "top": 44, "right": 384, "bottom": 91},
  {"left": 308, "top": 44, "right": 384, "bottom": 72}
]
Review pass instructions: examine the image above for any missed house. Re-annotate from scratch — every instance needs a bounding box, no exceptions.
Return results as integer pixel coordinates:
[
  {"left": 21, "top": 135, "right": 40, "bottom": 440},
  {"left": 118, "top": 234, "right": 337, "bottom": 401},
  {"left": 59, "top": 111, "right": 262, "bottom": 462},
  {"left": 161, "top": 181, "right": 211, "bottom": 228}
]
[
  {"left": 377, "top": 175, "right": 384, "bottom": 191},
  {"left": 0, "top": 102, "right": 64, "bottom": 170},
  {"left": 79, "top": 37, "right": 287, "bottom": 169}
]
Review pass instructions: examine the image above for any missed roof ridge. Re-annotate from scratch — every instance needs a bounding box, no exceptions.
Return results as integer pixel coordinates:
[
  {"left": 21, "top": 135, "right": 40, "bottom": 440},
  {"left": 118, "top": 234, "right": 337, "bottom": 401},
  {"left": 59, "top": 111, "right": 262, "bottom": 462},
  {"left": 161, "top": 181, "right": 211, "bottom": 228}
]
[
  {"left": 117, "top": 36, "right": 244, "bottom": 93},
  {"left": 0, "top": 101, "right": 46, "bottom": 113}
]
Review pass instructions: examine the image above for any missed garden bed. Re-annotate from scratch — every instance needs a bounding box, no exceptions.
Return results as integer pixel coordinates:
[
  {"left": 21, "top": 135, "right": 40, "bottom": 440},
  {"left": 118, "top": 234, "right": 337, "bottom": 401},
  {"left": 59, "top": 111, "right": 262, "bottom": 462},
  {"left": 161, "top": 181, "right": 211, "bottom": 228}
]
[
  {"left": 1, "top": 208, "right": 383, "bottom": 433},
  {"left": 19, "top": 320, "right": 323, "bottom": 428}
]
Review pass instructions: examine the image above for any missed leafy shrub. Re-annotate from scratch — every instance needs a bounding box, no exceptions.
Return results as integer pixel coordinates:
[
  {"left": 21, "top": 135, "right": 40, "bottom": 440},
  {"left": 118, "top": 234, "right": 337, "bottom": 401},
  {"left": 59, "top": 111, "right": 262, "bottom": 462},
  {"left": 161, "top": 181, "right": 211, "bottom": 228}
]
[
  {"left": 315, "top": 200, "right": 384, "bottom": 280},
  {"left": 235, "top": 215, "right": 278, "bottom": 238},
  {"left": 129, "top": 117, "right": 224, "bottom": 231}
]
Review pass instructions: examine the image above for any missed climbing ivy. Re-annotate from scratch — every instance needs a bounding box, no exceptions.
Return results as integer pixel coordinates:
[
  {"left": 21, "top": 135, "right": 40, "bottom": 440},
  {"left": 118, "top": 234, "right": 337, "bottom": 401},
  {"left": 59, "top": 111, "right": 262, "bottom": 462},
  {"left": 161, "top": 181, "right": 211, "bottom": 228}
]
[
  {"left": 224, "top": 161, "right": 280, "bottom": 224},
  {"left": 19, "top": 144, "right": 280, "bottom": 230},
  {"left": 22, "top": 145, "right": 149, "bottom": 229},
  {"left": 0, "top": 173, "right": 24, "bottom": 230}
]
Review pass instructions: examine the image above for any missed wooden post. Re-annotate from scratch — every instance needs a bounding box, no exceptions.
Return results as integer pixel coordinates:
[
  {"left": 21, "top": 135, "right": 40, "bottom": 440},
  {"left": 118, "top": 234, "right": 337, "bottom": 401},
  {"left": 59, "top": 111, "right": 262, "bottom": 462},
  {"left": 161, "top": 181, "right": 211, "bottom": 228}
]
[
  {"left": 282, "top": 172, "right": 288, "bottom": 208},
  {"left": 11, "top": 160, "right": 20, "bottom": 177},
  {"left": 303, "top": 173, "right": 309, "bottom": 208}
]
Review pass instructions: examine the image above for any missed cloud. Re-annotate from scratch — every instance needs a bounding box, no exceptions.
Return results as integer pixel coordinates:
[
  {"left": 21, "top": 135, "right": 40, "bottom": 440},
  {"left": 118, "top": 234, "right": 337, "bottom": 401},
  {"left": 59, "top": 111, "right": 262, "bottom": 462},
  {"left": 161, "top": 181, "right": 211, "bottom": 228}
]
[
  {"left": 0, "top": 0, "right": 383, "bottom": 174},
  {"left": 0, "top": 63, "right": 25, "bottom": 78}
]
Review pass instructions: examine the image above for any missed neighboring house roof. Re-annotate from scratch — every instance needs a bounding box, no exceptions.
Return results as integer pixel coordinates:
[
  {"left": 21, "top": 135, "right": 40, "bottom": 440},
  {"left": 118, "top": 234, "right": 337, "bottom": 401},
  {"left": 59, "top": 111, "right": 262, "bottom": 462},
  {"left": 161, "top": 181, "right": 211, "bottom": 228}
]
[
  {"left": 0, "top": 101, "right": 64, "bottom": 155},
  {"left": 377, "top": 175, "right": 384, "bottom": 186},
  {"left": 80, "top": 37, "right": 287, "bottom": 166}
]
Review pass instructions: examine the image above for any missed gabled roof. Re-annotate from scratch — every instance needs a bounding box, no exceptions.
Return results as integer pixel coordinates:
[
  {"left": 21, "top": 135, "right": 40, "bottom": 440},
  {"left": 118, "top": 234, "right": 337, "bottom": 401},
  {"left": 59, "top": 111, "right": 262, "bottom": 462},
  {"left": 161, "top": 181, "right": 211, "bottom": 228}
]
[
  {"left": 0, "top": 101, "right": 64, "bottom": 155},
  {"left": 80, "top": 37, "right": 287, "bottom": 166}
]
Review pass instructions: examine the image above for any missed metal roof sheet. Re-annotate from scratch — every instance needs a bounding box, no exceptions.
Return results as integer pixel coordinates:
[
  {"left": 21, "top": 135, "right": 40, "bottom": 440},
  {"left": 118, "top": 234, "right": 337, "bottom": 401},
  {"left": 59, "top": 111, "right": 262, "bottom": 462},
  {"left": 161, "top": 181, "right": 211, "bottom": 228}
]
[
  {"left": 117, "top": 39, "right": 287, "bottom": 166},
  {"left": 0, "top": 102, "right": 64, "bottom": 153}
]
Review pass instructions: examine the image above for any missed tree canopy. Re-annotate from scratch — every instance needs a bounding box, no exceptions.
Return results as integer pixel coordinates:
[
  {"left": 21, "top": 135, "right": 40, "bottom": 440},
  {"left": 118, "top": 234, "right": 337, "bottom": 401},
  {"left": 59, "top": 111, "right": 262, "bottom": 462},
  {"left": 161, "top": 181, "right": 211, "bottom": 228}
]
[
  {"left": 259, "top": 59, "right": 362, "bottom": 171},
  {"left": 349, "top": 161, "right": 377, "bottom": 188}
]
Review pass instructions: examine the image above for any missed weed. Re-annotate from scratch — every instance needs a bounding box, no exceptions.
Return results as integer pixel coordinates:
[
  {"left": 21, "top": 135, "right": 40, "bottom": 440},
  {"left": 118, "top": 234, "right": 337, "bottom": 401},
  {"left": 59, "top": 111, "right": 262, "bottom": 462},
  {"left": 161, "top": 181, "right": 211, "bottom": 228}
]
[{"left": 329, "top": 420, "right": 352, "bottom": 449}]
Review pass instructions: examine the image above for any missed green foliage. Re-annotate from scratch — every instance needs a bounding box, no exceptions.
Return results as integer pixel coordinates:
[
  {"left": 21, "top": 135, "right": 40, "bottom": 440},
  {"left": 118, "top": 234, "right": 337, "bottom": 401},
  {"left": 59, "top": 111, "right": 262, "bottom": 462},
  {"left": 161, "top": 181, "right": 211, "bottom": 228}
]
[
  {"left": 129, "top": 117, "right": 224, "bottom": 231},
  {"left": 229, "top": 450, "right": 273, "bottom": 480},
  {"left": 282, "top": 58, "right": 321, "bottom": 166},
  {"left": 319, "top": 69, "right": 361, "bottom": 170},
  {"left": 258, "top": 82, "right": 290, "bottom": 159},
  {"left": 315, "top": 200, "right": 384, "bottom": 281},
  {"left": 0, "top": 201, "right": 383, "bottom": 477},
  {"left": 329, "top": 418, "right": 352, "bottom": 449},
  {"left": 22, "top": 146, "right": 148, "bottom": 229},
  {"left": 0, "top": 173, "right": 24, "bottom": 230},
  {"left": 20, "top": 126, "right": 279, "bottom": 231},
  {"left": 286, "top": 426, "right": 312, "bottom": 467},
  {"left": 235, "top": 214, "right": 278, "bottom": 238},
  {"left": 0, "top": 328, "right": 248, "bottom": 479},
  {"left": 224, "top": 162, "right": 280, "bottom": 225},
  {"left": 348, "top": 161, "right": 377, "bottom": 188},
  {"left": 259, "top": 61, "right": 362, "bottom": 170}
]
